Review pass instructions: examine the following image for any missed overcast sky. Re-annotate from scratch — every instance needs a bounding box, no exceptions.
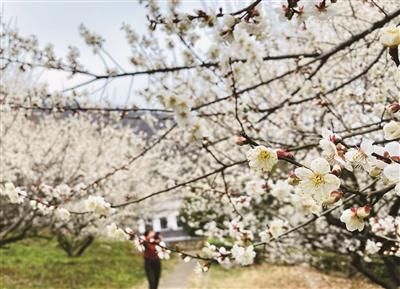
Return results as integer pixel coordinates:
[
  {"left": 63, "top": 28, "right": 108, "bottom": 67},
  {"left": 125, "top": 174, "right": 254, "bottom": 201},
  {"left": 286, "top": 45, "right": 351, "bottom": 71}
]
[
  {"left": 1, "top": 1, "right": 277, "bottom": 106},
  {"left": 1, "top": 1, "right": 227, "bottom": 106},
  {"left": 2, "top": 1, "right": 151, "bottom": 105}
]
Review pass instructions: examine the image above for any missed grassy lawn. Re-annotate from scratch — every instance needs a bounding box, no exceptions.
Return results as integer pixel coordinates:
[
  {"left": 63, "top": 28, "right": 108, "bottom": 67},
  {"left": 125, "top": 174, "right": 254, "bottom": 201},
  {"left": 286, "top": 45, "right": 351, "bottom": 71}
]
[
  {"left": 0, "top": 239, "right": 174, "bottom": 289},
  {"left": 190, "top": 263, "right": 382, "bottom": 289}
]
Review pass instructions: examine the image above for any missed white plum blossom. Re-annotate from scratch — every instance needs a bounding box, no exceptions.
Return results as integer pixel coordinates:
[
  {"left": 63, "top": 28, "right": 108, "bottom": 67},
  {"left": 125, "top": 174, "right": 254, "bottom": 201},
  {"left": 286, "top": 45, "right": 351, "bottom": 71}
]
[
  {"left": 246, "top": 146, "right": 278, "bottom": 173},
  {"left": 223, "top": 15, "right": 237, "bottom": 29},
  {"left": 163, "top": 94, "right": 194, "bottom": 127},
  {"left": 381, "top": 141, "right": 400, "bottom": 158},
  {"left": 259, "top": 230, "right": 269, "bottom": 243},
  {"left": 245, "top": 179, "right": 265, "bottom": 202},
  {"left": 175, "top": 110, "right": 194, "bottom": 126},
  {"left": 383, "top": 163, "right": 400, "bottom": 196},
  {"left": 344, "top": 139, "right": 375, "bottom": 172},
  {"left": 320, "top": 138, "right": 345, "bottom": 167},
  {"left": 156, "top": 241, "right": 171, "bottom": 259},
  {"left": 202, "top": 242, "right": 220, "bottom": 259},
  {"left": 295, "top": 158, "right": 340, "bottom": 205},
  {"left": 383, "top": 121, "right": 400, "bottom": 140},
  {"left": 105, "top": 223, "right": 128, "bottom": 240},
  {"left": 365, "top": 240, "right": 382, "bottom": 255},
  {"left": 232, "top": 195, "right": 251, "bottom": 210},
  {"left": 30, "top": 200, "right": 54, "bottom": 215},
  {"left": 133, "top": 236, "right": 145, "bottom": 252},
  {"left": 319, "top": 129, "right": 345, "bottom": 167},
  {"left": 54, "top": 207, "right": 71, "bottom": 221},
  {"left": 322, "top": 191, "right": 343, "bottom": 208},
  {"left": 293, "top": 194, "right": 322, "bottom": 215},
  {"left": 0, "top": 182, "right": 24, "bottom": 204},
  {"left": 84, "top": 196, "right": 114, "bottom": 216},
  {"left": 372, "top": 141, "right": 400, "bottom": 172},
  {"left": 340, "top": 207, "right": 371, "bottom": 232},
  {"left": 187, "top": 118, "right": 205, "bottom": 142},
  {"left": 270, "top": 180, "right": 291, "bottom": 202},
  {"left": 380, "top": 26, "right": 400, "bottom": 47},
  {"left": 183, "top": 255, "right": 192, "bottom": 263},
  {"left": 231, "top": 244, "right": 256, "bottom": 266},
  {"left": 268, "top": 219, "right": 288, "bottom": 238},
  {"left": 370, "top": 216, "right": 399, "bottom": 237},
  {"left": 194, "top": 261, "right": 209, "bottom": 274}
]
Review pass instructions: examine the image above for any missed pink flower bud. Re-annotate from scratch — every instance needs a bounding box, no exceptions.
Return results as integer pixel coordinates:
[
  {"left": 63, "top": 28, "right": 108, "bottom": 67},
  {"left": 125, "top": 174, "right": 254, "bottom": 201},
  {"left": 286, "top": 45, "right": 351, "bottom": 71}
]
[
  {"left": 277, "top": 149, "right": 294, "bottom": 159},
  {"left": 336, "top": 142, "right": 345, "bottom": 152},
  {"left": 387, "top": 102, "right": 400, "bottom": 114},
  {"left": 235, "top": 135, "right": 247, "bottom": 146},
  {"left": 331, "top": 164, "right": 342, "bottom": 176},
  {"left": 322, "top": 191, "right": 343, "bottom": 206},
  {"left": 356, "top": 206, "right": 371, "bottom": 218},
  {"left": 288, "top": 170, "right": 299, "bottom": 185},
  {"left": 330, "top": 190, "right": 343, "bottom": 202},
  {"left": 329, "top": 135, "right": 340, "bottom": 144}
]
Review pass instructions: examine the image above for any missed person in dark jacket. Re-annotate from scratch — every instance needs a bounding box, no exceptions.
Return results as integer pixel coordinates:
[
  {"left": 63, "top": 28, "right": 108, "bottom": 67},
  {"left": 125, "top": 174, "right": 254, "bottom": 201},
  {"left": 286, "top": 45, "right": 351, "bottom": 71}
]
[{"left": 143, "top": 229, "right": 161, "bottom": 289}]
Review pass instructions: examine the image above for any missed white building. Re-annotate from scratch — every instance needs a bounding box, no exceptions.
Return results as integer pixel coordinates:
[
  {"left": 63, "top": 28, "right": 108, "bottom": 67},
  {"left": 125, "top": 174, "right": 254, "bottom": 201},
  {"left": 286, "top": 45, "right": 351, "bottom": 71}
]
[{"left": 137, "top": 198, "right": 192, "bottom": 243}]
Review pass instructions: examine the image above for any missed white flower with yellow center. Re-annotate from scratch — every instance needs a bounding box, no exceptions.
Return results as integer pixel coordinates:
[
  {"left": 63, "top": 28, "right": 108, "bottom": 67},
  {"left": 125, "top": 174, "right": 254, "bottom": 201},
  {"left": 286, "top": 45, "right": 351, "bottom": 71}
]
[
  {"left": 246, "top": 146, "right": 278, "bottom": 173},
  {"left": 344, "top": 139, "right": 374, "bottom": 171},
  {"left": 295, "top": 158, "right": 340, "bottom": 205},
  {"left": 380, "top": 26, "right": 400, "bottom": 47}
]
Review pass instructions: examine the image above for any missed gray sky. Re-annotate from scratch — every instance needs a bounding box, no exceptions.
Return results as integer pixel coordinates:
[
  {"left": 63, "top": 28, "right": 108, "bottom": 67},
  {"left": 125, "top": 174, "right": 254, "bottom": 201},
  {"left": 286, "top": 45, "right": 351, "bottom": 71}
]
[
  {"left": 1, "top": 1, "right": 228, "bottom": 106},
  {"left": 1, "top": 1, "right": 273, "bottom": 106},
  {"left": 2, "top": 1, "right": 152, "bottom": 105}
]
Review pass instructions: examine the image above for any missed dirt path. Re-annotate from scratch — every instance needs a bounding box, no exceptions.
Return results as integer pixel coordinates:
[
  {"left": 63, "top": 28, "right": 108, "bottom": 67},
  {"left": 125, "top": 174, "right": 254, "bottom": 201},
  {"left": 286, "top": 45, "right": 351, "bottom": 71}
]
[
  {"left": 135, "top": 259, "right": 197, "bottom": 289},
  {"left": 158, "top": 259, "right": 197, "bottom": 289}
]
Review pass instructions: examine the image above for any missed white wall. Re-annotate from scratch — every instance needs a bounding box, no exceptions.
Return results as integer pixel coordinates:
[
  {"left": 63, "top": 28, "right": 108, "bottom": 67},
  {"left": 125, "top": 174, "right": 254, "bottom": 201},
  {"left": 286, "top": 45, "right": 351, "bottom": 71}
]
[
  {"left": 167, "top": 214, "right": 178, "bottom": 230},
  {"left": 138, "top": 219, "right": 146, "bottom": 234},
  {"left": 152, "top": 218, "right": 161, "bottom": 232}
]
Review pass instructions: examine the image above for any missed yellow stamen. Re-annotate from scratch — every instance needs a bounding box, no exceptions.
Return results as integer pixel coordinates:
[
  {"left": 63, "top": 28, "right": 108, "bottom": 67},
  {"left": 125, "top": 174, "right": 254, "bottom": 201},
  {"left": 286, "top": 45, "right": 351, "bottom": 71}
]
[
  {"left": 312, "top": 174, "right": 325, "bottom": 187},
  {"left": 258, "top": 150, "right": 271, "bottom": 161}
]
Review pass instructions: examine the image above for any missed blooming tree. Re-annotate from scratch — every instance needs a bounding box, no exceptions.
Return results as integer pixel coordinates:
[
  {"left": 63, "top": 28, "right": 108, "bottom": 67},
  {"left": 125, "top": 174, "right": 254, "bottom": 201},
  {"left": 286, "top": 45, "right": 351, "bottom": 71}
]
[{"left": 1, "top": 0, "right": 399, "bottom": 287}]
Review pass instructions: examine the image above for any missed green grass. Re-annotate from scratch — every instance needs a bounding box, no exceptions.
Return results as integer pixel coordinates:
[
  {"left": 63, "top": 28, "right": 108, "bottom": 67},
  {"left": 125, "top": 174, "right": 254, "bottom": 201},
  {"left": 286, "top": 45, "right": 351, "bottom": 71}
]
[{"left": 0, "top": 239, "right": 173, "bottom": 289}]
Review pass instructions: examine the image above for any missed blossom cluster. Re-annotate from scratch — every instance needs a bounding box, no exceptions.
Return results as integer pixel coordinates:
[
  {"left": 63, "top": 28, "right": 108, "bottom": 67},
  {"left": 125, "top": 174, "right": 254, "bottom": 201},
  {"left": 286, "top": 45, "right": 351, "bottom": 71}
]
[{"left": 1, "top": 1, "right": 399, "bottom": 285}]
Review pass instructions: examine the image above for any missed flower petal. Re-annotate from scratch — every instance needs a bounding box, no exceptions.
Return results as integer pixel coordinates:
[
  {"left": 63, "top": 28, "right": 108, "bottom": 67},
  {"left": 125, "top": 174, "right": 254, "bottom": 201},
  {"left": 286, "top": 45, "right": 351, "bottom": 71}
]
[
  {"left": 311, "top": 158, "right": 331, "bottom": 174},
  {"left": 323, "top": 174, "right": 341, "bottom": 193},
  {"left": 360, "top": 138, "right": 374, "bottom": 155},
  {"left": 384, "top": 142, "right": 400, "bottom": 157},
  {"left": 383, "top": 163, "right": 400, "bottom": 183},
  {"left": 295, "top": 167, "right": 313, "bottom": 180}
]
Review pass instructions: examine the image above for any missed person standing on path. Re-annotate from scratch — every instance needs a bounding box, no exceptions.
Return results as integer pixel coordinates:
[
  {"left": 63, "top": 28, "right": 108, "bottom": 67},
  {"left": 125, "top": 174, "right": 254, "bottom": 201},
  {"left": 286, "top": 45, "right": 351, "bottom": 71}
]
[{"left": 143, "top": 229, "right": 161, "bottom": 289}]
